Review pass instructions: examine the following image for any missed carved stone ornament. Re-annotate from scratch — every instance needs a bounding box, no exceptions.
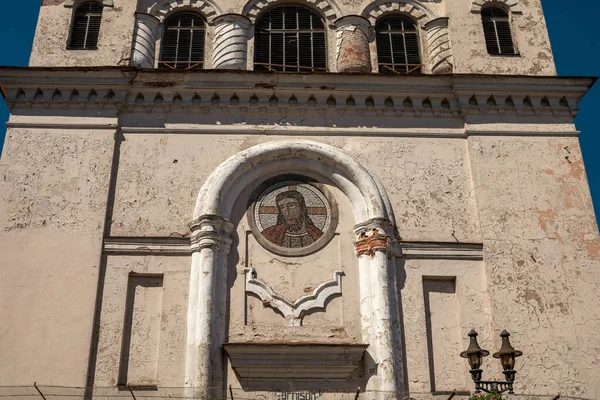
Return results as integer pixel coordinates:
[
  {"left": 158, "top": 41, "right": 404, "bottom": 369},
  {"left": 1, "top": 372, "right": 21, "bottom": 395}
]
[
  {"left": 245, "top": 268, "right": 344, "bottom": 326},
  {"left": 248, "top": 178, "right": 339, "bottom": 257}
]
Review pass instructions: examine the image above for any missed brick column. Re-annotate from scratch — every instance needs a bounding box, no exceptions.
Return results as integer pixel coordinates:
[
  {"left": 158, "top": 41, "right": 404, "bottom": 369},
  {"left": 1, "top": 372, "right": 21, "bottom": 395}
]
[{"left": 335, "top": 16, "right": 372, "bottom": 73}]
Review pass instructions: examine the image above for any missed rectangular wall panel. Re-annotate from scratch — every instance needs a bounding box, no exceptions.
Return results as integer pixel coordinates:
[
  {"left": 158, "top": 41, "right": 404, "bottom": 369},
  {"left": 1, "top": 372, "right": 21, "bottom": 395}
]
[
  {"left": 118, "top": 274, "right": 164, "bottom": 386},
  {"left": 423, "top": 277, "right": 466, "bottom": 393}
]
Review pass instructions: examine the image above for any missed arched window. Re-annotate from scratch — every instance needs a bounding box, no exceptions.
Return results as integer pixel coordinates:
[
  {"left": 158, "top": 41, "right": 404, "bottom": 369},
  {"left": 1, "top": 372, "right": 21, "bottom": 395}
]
[
  {"left": 160, "top": 12, "right": 206, "bottom": 70},
  {"left": 254, "top": 5, "right": 327, "bottom": 72},
  {"left": 481, "top": 7, "right": 517, "bottom": 55},
  {"left": 68, "top": 1, "right": 103, "bottom": 50},
  {"left": 375, "top": 15, "right": 421, "bottom": 74}
]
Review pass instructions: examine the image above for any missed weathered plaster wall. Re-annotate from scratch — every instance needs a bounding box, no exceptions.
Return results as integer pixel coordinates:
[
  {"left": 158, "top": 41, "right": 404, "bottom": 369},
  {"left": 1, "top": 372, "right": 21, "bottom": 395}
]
[
  {"left": 447, "top": 0, "right": 556, "bottom": 75},
  {"left": 30, "top": 0, "right": 136, "bottom": 67},
  {"left": 108, "top": 133, "right": 480, "bottom": 243},
  {"left": 0, "top": 126, "right": 114, "bottom": 386},
  {"left": 468, "top": 136, "right": 600, "bottom": 399}
]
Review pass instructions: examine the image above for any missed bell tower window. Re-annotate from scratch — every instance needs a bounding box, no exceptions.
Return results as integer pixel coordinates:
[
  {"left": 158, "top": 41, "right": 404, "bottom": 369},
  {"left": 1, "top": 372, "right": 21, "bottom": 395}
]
[
  {"left": 160, "top": 12, "right": 206, "bottom": 70},
  {"left": 68, "top": 1, "right": 103, "bottom": 50},
  {"left": 375, "top": 15, "right": 422, "bottom": 74},
  {"left": 254, "top": 5, "right": 327, "bottom": 72},
  {"left": 482, "top": 7, "right": 517, "bottom": 55}
]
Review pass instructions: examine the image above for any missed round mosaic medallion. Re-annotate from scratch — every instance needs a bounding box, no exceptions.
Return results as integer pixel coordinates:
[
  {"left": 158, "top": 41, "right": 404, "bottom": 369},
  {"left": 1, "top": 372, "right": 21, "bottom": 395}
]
[{"left": 249, "top": 179, "right": 338, "bottom": 257}]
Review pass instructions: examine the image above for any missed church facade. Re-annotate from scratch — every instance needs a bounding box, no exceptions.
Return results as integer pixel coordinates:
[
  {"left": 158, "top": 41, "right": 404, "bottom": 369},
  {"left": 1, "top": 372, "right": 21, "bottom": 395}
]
[{"left": 0, "top": 0, "right": 599, "bottom": 399}]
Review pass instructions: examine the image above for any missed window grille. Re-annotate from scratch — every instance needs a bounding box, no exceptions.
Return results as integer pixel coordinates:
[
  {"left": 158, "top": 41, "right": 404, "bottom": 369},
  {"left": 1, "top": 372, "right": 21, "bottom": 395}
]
[
  {"left": 376, "top": 15, "right": 421, "bottom": 75},
  {"left": 68, "top": 1, "right": 103, "bottom": 50},
  {"left": 481, "top": 7, "right": 517, "bottom": 55},
  {"left": 254, "top": 5, "right": 327, "bottom": 73},
  {"left": 160, "top": 12, "right": 206, "bottom": 70}
]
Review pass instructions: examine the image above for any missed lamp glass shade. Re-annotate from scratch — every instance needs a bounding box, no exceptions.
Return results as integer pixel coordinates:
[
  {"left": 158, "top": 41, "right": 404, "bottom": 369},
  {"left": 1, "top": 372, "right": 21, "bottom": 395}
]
[
  {"left": 492, "top": 330, "right": 522, "bottom": 371},
  {"left": 469, "top": 353, "right": 482, "bottom": 370},
  {"left": 500, "top": 353, "right": 515, "bottom": 370}
]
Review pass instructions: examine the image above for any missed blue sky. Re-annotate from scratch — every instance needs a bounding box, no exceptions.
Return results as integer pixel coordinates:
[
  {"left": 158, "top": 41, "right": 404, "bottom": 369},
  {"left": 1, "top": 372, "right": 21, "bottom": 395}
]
[{"left": 0, "top": 1, "right": 598, "bottom": 223}]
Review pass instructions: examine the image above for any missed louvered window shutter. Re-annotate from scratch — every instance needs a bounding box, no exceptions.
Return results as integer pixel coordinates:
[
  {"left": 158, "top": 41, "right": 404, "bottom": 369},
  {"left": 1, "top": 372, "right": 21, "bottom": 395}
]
[
  {"left": 68, "top": 1, "right": 103, "bottom": 50},
  {"left": 376, "top": 15, "right": 422, "bottom": 75},
  {"left": 254, "top": 5, "right": 327, "bottom": 73},
  {"left": 160, "top": 12, "right": 206, "bottom": 70},
  {"left": 482, "top": 7, "right": 517, "bottom": 55}
]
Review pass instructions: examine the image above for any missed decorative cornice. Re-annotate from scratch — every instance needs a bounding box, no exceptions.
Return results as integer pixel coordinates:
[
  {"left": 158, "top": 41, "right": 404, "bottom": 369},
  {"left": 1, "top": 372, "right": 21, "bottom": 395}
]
[
  {"left": 0, "top": 68, "right": 592, "bottom": 120},
  {"left": 399, "top": 242, "right": 483, "bottom": 260},
  {"left": 103, "top": 237, "right": 191, "bottom": 255},
  {"left": 101, "top": 236, "right": 484, "bottom": 259},
  {"left": 244, "top": 268, "right": 344, "bottom": 326}
]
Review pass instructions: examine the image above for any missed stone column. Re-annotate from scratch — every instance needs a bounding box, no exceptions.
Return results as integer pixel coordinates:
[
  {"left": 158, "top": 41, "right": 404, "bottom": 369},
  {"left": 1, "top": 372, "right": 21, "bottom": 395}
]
[
  {"left": 131, "top": 13, "right": 160, "bottom": 69},
  {"left": 212, "top": 14, "right": 251, "bottom": 70},
  {"left": 335, "top": 15, "right": 372, "bottom": 73},
  {"left": 425, "top": 17, "right": 453, "bottom": 74},
  {"left": 186, "top": 215, "right": 234, "bottom": 398},
  {"left": 354, "top": 219, "right": 404, "bottom": 398}
]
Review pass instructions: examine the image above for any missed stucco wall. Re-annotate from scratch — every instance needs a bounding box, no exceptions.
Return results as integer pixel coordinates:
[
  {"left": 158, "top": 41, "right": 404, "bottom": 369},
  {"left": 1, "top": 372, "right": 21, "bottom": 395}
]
[
  {"left": 109, "top": 134, "right": 480, "bottom": 243},
  {"left": 468, "top": 136, "right": 600, "bottom": 399},
  {"left": 0, "top": 127, "right": 115, "bottom": 386},
  {"left": 30, "top": 0, "right": 136, "bottom": 67}
]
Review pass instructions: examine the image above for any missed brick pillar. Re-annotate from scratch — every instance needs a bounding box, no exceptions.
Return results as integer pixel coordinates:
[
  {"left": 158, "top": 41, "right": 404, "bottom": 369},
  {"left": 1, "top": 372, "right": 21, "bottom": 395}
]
[{"left": 335, "top": 16, "right": 372, "bottom": 73}]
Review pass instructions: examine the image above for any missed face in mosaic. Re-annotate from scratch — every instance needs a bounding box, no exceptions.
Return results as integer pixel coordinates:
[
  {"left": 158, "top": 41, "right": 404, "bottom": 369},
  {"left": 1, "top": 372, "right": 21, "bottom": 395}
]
[{"left": 254, "top": 181, "right": 332, "bottom": 250}]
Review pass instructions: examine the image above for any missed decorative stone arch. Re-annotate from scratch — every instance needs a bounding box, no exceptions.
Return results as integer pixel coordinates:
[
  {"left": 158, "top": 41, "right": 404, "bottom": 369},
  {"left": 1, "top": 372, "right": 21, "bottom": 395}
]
[
  {"left": 186, "top": 140, "right": 404, "bottom": 399},
  {"left": 471, "top": 0, "right": 523, "bottom": 14},
  {"left": 242, "top": 0, "right": 342, "bottom": 24},
  {"left": 64, "top": 0, "right": 113, "bottom": 7},
  {"left": 361, "top": 0, "right": 435, "bottom": 26},
  {"left": 147, "top": 0, "right": 222, "bottom": 23}
]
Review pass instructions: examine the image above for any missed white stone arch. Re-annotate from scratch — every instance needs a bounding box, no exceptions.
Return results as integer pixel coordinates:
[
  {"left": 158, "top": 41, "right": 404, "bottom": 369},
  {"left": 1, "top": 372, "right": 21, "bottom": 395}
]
[
  {"left": 471, "top": 0, "right": 522, "bottom": 14},
  {"left": 361, "top": 0, "right": 435, "bottom": 26},
  {"left": 64, "top": 0, "right": 113, "bottom": 7},
  {"left": 147, "top": 0, "right": 222, "bottom": 22},
  {"left": 242, "top": 0, "right": 342, "bottom": 23},
  {"left": 186, "top": 140, "right": 404, "bottom": 399}
]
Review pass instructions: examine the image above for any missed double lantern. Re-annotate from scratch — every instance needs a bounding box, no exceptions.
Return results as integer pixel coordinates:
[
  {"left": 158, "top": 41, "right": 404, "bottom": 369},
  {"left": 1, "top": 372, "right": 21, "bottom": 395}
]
[{"left": 460, "top": 330, "right": 523, "bottom": 394}]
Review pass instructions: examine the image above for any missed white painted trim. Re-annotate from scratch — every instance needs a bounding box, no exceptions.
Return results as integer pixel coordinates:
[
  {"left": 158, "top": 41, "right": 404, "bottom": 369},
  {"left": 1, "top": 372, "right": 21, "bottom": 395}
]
[
  {"left": 244, "top": 268, "right": 344, "bottom": 326},
  {"left": 399, "top": 242, "right": 483, "bottom": 260},
  {"left": 147, "top": 0, "right": 222, "bottom": 22},
  {"left": 101, "top": 237, "right": 487, "bottom": 259},
  {"left": 64, "top": 0, "right": 113, "bottom": 8},
  {"left": 361, "top": 0, "right": 436, "bottom": 25},
  {"left": 103, "top": 237, "right": 191, "bottom": 255},
  {"left": 242, "top": 0, "right": 342, "bottom": 23},
  {"left": 119, "top": 126, "right": 467, "bottom": 138},
  {"left": 6, "top": 123, "right": 119, "bottom": 130},
  {"left": 471, "top": 0, "right": 523, "bottom": 14}
]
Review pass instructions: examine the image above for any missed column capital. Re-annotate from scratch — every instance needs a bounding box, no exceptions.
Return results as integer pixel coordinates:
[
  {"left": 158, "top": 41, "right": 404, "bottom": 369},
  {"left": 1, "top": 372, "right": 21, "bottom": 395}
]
[
  {"left": 213, "top": 13, "right": 251, "bottom": 28},
  {"left": 189, "top": 214, "right": 235, "bottom": 253},
  {"left": 353, "top": 218, "right": 401, "bottom": 258}
]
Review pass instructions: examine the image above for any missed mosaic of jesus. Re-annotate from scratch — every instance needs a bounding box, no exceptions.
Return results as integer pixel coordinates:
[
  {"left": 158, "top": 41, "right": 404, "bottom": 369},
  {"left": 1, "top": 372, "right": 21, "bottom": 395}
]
[{"left": 253, "top": 181, "right": 332, "bottom": 249}]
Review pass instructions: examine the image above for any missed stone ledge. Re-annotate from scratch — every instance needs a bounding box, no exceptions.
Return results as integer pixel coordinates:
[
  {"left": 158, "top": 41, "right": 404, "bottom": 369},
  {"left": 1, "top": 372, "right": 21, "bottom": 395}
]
[{"left": 223, "top": 342, "right": 368, "bottom": 385}]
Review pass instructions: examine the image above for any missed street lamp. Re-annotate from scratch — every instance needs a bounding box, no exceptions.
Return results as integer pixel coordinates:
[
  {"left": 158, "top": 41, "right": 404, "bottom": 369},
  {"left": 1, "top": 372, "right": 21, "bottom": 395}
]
[{"left": 460, "top": 330, "right": 522, "bottom": 394}]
